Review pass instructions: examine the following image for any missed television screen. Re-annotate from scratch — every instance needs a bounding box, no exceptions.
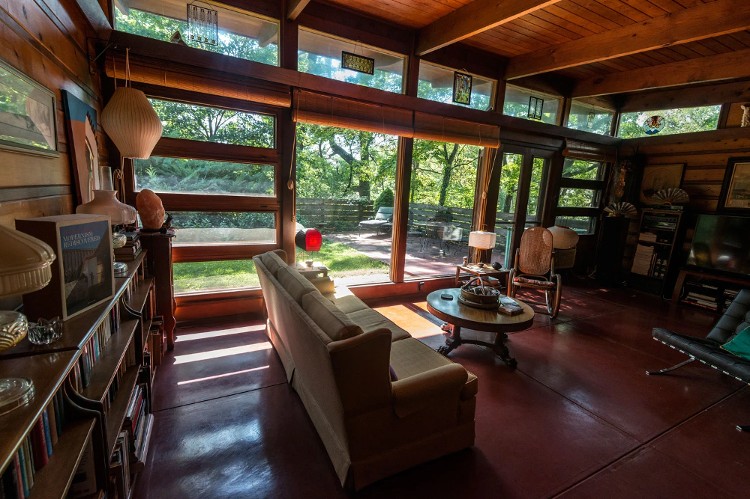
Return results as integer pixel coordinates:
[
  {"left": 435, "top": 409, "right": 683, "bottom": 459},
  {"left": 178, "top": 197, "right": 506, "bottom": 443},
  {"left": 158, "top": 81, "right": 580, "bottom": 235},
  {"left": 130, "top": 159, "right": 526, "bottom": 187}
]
[{"left": 687, "top": 214, "right": 750, "bottom": 275}]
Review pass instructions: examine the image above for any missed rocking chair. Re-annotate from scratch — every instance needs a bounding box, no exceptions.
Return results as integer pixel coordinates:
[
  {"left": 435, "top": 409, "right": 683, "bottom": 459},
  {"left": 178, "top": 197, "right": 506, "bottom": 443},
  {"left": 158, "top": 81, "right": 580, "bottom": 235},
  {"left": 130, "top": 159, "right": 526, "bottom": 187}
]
[{"left": 507, "top": 226, "right": 562, "bottom": 318}]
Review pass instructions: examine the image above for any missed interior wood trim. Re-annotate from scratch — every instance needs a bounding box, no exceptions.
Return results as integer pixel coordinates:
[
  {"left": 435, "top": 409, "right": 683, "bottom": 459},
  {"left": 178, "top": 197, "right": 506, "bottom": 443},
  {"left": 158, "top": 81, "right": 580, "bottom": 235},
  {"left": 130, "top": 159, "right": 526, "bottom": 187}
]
[
  {"left": 505, "top": 0, "right": 750, "bottom": 80},
  {"left": 417, "top": 0, "right": 562, "bottom": 56},
  {"left": 0, "top": 185, "right": 71, "bottom": 202},
  {"left": 287, "top": 0, "right": 311, "bottom": 20},
  {"left": 72, "top": 0, "right": 112, "bottom": 37},
  {"left": 156, "top": 193, "right": 279, "bottom": 212},
  {"left": 151, "top": 137, "right": 280, "bottom": 164},
  {"left": 173, "top": 244, "right": 277, "bottom": 262},
  {"left": 573, "top": 49, "right": 750, "bottom": 98},
  {"left": 619, "top": 79, "right": 750, "bottom": 113}
]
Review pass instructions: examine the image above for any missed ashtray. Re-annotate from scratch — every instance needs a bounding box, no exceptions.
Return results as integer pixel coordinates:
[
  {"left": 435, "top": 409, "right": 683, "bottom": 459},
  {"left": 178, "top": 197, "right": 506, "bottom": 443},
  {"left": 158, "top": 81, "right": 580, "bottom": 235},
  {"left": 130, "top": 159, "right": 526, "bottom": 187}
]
[{"left": 28, "top": 317, "right": 62, "bottom": 345}]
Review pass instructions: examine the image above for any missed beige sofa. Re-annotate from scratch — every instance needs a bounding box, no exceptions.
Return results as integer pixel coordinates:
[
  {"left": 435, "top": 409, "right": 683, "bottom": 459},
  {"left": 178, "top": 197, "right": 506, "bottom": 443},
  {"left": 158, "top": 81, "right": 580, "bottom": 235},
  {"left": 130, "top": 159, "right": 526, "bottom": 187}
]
[{"left": 253, "top": 250, "right": 477, "bottom": 490}]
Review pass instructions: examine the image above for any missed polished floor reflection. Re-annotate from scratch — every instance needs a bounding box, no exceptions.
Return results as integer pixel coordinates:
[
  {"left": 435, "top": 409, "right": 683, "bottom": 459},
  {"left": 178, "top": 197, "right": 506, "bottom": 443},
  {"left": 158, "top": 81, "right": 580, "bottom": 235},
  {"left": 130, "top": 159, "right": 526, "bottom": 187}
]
[{"left": 134, "top": 279, "right": 749, "bottom": 498}]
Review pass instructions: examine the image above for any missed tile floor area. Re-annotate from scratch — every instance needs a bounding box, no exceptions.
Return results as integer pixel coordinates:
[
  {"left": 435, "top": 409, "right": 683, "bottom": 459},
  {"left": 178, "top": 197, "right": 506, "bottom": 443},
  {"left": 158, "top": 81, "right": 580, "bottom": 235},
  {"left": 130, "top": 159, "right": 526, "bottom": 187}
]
[{"left": 133, "top": 280, "right": 749, "bottom": 498}]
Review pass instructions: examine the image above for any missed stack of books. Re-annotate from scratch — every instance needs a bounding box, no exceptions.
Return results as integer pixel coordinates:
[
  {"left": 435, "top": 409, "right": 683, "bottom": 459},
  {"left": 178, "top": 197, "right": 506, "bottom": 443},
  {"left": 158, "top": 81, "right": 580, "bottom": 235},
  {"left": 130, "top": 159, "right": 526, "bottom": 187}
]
[
  {"left": 498, "top": 295, "right": 524, "bottom": 316},
  {"left": 115, "top": 231, "right": 142, "bottom": 262}
]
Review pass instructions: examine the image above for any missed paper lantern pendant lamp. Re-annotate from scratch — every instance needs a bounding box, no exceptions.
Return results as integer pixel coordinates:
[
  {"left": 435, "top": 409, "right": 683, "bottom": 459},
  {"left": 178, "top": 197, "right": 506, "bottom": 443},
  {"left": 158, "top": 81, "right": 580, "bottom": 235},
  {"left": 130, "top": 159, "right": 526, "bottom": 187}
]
[{"left": 101, "top": 87, "right": 163, "bottom": 159}]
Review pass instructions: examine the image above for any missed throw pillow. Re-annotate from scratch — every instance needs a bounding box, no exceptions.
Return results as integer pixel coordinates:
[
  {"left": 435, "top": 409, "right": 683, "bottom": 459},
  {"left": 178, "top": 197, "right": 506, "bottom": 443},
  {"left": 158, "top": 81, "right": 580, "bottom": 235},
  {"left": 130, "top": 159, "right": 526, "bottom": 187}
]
[{"left": 722, "top": 326, "right": 750, "bottom": 361}]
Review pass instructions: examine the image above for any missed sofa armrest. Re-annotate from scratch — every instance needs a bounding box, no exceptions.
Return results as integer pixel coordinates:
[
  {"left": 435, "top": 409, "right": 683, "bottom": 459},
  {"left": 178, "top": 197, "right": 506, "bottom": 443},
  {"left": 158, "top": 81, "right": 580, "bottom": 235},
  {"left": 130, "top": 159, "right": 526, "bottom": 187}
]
[{"left": 391, "top": 363, "right": 468, "bottom": 418}]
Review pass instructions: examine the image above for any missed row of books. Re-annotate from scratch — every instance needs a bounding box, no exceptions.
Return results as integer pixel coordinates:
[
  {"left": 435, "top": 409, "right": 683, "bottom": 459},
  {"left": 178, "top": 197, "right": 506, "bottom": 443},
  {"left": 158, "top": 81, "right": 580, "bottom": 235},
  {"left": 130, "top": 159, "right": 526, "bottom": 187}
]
[
  {"left": 109, "top": 431, "right": 132, "bottom": 499},
  {"left": 0, "top": 393, "right": 68, "bottom": 499},
  {"left": 71, "top": 300, "right": 125, "bottom": 392}
]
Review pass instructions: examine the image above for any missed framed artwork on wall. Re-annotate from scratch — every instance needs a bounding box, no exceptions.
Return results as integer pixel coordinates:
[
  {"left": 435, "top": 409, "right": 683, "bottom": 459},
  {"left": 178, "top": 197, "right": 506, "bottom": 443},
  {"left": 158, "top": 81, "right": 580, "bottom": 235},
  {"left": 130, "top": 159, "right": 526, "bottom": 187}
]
[
  {"left": 639, "top": 163, "right": 684, "bottom": 205},
  {"left": 718, "top": 157, "right": 750, "bottom": 212},
  {"left": 0, "top": 59, "right": 57, "bottom": 154},
  {"left": 62, "top": 90, "right": 100, "bottom": 206}
]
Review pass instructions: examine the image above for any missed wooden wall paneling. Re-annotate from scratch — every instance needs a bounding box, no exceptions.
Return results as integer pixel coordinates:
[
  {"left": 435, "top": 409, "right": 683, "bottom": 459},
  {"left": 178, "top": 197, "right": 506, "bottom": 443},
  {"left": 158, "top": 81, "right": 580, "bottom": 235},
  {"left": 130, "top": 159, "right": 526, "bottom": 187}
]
[
  {"left": 683, "top": 165, "right": 729, "bottom": 183},
  {"left": 0, "top": 196, "right": 72, "bottom": 227},
  {"left": 0, "top": 150, "right": 70, "bottom": 187}
]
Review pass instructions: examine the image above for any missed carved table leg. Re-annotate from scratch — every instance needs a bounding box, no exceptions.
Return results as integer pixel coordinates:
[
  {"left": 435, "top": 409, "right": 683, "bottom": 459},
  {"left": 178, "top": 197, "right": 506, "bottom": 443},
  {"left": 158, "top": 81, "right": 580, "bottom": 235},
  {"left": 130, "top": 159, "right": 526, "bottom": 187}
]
[
  {"left": 438, "top": 324, "right": 462, "bottom": 356},
  {"left": 493, "top": 332, "right": 517, "bottom": 368}
]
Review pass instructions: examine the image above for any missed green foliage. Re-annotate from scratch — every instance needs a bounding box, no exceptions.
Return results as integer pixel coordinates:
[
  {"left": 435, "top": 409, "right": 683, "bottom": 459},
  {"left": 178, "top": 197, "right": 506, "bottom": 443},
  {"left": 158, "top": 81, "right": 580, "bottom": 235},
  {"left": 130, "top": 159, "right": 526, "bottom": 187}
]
[
  {"left": 173, "top": 260, "right": 259, "bottom": 293},
  {"left": 617, "top": 106, "right": 721, "bottom": 138},
  {"left": 314, "top": 239, "right": 390, "bottom": 274},
  {"left": 410, "top": 139, "right": 480, "bottom": 209},
  {"left": 135, "top": 157, "right": 274, "bottom": 195},
  {"left": 373, "top": 188, "right": 394, "bottom": 212},
  {"left": 114, "top": 7, "right": 278, "bottom": 65},
  {"left": 172, "top": 211, "right": 273, "bottom": 230}
]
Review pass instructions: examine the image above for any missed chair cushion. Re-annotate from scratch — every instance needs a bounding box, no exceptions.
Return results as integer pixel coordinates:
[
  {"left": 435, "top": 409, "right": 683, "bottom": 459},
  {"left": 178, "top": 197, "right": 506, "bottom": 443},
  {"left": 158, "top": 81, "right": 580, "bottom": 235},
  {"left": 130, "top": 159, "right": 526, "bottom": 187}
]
[
  {"left": 513, "top": 276, "right": 556, "bottom": 289},
  {"left": 722, "top": 326, "right": 750, "bottom": 361},
  {"left": 302, "top": 291, "right": 362, "bottom": 342},
  {"left": 260, "top": 250, "right": 287, "bottom": 277},
  {"left": 277, "top": 266, "right": 318, "bottom": 303},
  {"left": 347, "top": 308, "right": 412, "bottom": 341}
]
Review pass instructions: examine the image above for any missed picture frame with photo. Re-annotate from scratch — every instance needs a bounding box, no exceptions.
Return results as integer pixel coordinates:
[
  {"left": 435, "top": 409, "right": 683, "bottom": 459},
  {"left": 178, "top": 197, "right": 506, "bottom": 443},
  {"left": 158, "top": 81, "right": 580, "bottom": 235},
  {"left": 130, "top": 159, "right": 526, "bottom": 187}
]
[
  {"left": 0, "top": 59, "right": 57, "bottom": 154},
  {"left": 639, "top": 163, "right": 685, "bottom": 205},
  {"left": 718, "top": 157, "right": 750, "bottom": 212},
  {"left": 452, "top": 72, "right": 472, "bottom": 105}
]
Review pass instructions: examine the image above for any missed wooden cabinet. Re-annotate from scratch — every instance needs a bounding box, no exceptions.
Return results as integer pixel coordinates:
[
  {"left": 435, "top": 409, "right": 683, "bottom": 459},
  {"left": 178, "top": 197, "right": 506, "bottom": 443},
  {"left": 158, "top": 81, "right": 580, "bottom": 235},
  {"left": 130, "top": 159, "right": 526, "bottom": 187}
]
[
  {"left": 629, "top": 208, "right": 683, "bottom": 295},
  {"left": 0, "top": 253, "right": 157, "bottom": 498},
  {"left": 672, "top": 268, "right": 750, "bottom": 313}
]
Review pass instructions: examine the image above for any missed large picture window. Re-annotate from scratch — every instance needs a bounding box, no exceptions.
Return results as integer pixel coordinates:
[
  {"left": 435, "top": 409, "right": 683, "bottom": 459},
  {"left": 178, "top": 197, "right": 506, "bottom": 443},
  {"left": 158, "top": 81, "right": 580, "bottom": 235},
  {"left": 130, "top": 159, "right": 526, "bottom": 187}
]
[
  {"left": 617, "top": 105, "right": 720, "bottom": 138},
  {"left": 554, "top": 158, "right": 607, "bottom": 234},
  {"left": 417, "top": 61, "right": 495, "bottom": 111}
]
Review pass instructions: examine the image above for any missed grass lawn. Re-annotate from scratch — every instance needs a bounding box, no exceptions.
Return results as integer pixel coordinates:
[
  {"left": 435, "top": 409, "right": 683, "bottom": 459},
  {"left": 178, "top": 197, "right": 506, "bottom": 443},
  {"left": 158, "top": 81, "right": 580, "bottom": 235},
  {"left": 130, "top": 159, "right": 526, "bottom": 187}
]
[{"left": 173, "top": 239, "right": 388, "bottom": 293}]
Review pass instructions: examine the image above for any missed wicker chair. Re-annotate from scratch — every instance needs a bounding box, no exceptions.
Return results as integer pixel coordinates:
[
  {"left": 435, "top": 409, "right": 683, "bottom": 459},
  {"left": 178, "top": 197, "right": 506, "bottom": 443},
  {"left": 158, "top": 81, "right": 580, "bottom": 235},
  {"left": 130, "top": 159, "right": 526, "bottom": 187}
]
[{"left": 507, "top": 226, "right": 562, "bottom": 318}]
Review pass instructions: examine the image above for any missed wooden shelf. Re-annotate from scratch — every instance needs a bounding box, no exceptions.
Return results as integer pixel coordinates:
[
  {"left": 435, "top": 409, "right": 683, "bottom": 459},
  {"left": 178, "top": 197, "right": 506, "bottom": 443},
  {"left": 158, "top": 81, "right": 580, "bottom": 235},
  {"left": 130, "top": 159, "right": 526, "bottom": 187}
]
[
  {"left": 0, "top": 351, "right": 78, "bottom": 472},
  {"left": 105, "top": 367, "right": 141, "bottom": 457},
  {"left": 81, "top": 319, "right": 139, "bottom": 403},
  {"left": 28, "top": 418, "right": 96, "bottom": 499}
]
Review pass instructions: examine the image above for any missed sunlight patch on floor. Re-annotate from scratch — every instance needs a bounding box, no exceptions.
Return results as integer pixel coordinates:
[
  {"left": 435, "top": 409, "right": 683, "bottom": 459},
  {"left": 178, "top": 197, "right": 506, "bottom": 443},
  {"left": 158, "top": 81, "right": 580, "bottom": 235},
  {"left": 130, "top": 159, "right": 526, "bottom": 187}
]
[
  {"left": 177, "top": 365, "right": 270, "bottom": 386},
  {"left": 176, "top": 324, "right": 265, "bottom": 342},
  {"left": 173, "top": 342, "right": 272, "bottom": 365}
]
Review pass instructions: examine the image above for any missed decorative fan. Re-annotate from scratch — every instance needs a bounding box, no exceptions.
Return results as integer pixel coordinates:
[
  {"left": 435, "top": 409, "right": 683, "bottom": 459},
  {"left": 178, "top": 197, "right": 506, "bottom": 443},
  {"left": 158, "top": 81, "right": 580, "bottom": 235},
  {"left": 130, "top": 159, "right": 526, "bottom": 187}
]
[
  {"left": 653, "top": 188, "right": 689, "bottom": 205},
  {"left": 604, "top": 201, "right": 637, "bottom": 217}
]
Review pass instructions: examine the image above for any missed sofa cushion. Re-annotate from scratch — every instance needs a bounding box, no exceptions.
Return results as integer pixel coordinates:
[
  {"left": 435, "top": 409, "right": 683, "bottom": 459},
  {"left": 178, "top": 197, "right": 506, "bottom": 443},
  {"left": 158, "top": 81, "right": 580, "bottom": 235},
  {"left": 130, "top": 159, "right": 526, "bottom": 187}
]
[
  {"left": 277, "top": 266, "right": 318, "bottom": 303},
  {"left": 331, "top": 290, "right": 370, "bottom": 315},
  {"left": 302, "top": 291, "right": 363, "bottom": 341},
  {"left": 348, "top": 308, "right": 412, "bottom": 342},
  {"left": 722, "top": 326, "right": 750, "bottom": 361},
  {"left": 260, "top": 250, "right": 287, "bottom": 277},
  {"left": 390, "top": 338, "right": 478, "bottom": 400}
]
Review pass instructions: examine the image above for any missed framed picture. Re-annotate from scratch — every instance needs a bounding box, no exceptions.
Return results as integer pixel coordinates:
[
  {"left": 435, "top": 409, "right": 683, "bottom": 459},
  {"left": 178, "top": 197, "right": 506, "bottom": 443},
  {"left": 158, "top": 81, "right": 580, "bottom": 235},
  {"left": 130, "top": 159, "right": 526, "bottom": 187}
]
[
  {"left": 0, "top": 59, "right": 57, "bottom": 154},
  {"left": 452, "top": 72, "right": 472, "bottom": 105},
  {"left": 62, "top": 90, "right": 100, "bottom": 206},
  {"left": 639, "top": 163, "right": 685, "bottom": 205},
  {"left": 16, "top": 214, "right": 114, "bottom": 322},
  {"left": 341, "top": 51, "right": 375, "bottom": 75},
  {"left": 718, "top": 157, "right": 750, "bottom": 212}
]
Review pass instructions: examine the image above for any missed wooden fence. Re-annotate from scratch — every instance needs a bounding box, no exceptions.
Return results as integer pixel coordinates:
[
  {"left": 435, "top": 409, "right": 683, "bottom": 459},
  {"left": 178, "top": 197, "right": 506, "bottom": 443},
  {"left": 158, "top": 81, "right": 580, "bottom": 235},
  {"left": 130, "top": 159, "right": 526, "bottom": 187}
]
[{"left": 297, "top": 198, "right": 475, "bottom": 233}]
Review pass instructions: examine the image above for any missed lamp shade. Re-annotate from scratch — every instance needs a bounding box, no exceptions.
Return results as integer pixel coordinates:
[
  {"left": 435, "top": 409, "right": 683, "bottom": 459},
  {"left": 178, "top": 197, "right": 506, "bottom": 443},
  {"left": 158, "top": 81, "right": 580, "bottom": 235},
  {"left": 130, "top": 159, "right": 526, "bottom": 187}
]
[
  {"left": 547, "top": 225, "right": 579, "bottom": 249},
  {"left": 0, "top": 225, "right": 55, "bottom": 298},
  {"left": 295, "top": 228, "right": 322, "bottom": 252},
  {"left": 468, "top": 230, "right": 497, "bottom": 250},
  {"left": 76, "top": 190, "right": 138, "bottom": 226},
  {"left": 100, "top": 87, "right": 163, "bottom": 159}
]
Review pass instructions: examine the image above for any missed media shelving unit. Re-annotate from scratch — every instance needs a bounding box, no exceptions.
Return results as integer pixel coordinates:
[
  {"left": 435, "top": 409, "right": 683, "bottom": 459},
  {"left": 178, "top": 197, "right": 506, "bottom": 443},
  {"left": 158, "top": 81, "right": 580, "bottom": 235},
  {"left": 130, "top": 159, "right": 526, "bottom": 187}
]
[
  {"left": 0, "top": 252, "right": 161, "bottom": 498},
  {"left": 672, "top": 267, "right": 750, "bottom": 313},
  {"left": 629, "top": 208, "right": 684, "bottom": 295}
]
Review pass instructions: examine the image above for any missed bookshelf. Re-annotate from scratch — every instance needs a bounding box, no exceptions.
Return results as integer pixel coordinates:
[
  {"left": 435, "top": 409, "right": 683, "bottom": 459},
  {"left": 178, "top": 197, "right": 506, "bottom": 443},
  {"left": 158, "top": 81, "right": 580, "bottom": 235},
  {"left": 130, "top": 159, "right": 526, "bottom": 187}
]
[
  {"left": 0, "top": 252, "right": 160, "bottom": 498},
  {"left": 672, "top": 268, "right": 750, "bottom": 313},
  {"left": 629, "top": 208, "right": 683, "bottom": 295}
]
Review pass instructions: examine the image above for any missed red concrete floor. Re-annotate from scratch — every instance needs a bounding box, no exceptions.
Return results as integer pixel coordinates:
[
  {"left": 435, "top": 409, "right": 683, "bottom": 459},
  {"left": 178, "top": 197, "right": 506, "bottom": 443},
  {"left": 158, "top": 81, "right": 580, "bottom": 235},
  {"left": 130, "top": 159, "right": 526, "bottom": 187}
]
[{"left": 133, "top": 279, "right": 749, "bottom": 499}]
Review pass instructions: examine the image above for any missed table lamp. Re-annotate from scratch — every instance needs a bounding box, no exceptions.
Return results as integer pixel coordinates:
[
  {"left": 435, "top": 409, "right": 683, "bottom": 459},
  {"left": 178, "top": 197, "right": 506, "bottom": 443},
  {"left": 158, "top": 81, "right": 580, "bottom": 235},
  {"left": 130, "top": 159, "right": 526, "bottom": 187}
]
[
  {"left": 0, "top": 224, "right": 56, "bottom": 415},
  {"left": 468, "top": 230, "right": 497, "bottom": 267},
  {"left": 295, "top": 228, "right": 322, "bottom": 267},
  {"left": 76, "top": 167, "right": 138, "bottom": 275}
]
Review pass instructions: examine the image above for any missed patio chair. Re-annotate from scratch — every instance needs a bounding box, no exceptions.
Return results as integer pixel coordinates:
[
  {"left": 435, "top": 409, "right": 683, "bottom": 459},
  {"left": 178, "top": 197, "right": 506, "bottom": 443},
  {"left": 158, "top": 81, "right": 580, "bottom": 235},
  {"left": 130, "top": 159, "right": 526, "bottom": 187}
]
[
  {"left": 440, "top": 225, "right": 464, "bottom": 256},
  {"left": 507, "top": 226, "right": 562, "bottom": 318},
  {"left": 358, "top": 206, "right": 393, "bottom": 236}
]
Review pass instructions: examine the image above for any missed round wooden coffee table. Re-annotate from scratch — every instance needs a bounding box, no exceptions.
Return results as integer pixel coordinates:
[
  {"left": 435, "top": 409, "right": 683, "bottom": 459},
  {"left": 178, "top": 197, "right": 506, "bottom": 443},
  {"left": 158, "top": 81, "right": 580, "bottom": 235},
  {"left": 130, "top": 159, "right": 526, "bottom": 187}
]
[{"left": 426, "top": 288, "right": 535, "bottom": 368}]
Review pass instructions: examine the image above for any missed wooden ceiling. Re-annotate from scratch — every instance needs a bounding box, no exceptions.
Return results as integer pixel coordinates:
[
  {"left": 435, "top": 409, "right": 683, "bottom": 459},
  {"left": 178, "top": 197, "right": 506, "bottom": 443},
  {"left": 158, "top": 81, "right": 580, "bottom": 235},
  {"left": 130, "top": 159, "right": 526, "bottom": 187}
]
[{"left": 292, "top": 0, "right": 750, "bottom": 101}]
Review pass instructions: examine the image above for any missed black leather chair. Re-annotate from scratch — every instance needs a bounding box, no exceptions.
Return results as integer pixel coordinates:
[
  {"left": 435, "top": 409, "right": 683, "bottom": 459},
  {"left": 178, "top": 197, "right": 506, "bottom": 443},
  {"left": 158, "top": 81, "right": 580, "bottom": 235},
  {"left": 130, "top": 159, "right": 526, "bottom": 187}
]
[{"left": 648, "top": 289, "right": 750, "bottom": 431}]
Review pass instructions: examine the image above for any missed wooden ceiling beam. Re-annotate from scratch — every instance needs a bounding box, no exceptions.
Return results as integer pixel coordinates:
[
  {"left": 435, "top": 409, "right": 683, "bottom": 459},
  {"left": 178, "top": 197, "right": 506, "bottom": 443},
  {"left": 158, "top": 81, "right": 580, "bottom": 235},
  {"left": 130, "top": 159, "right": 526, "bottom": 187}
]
[
  {"left": 416, "top": 0, "right": 562, "bottom": 56},
  {"left": 619, "top": 79, "right": 750, "bottom": 113},
  {"left": 506, "top": 0, "right": 750, "bottom": 80},
  {"left": 287, "top": 0, "right": 311, "bottom": 20},
  {"left": 573, "top": 48, "right": 750, "bottom": 97}
]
